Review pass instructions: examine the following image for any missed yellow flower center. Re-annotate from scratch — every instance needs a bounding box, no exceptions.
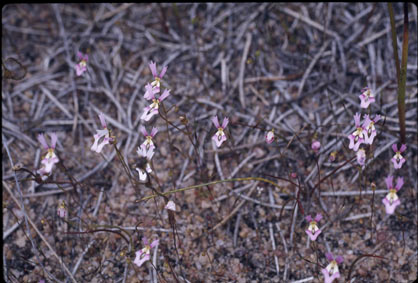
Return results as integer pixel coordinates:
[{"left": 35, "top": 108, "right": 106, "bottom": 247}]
[
  {"left": 140, "top": 245, "right": 151, "bottom": 259},
  {"left": 217, "top": 128, "right": 224, "bottom": 140},
  {"left": 364, "top": 89, "right": 373, "bottom": 98},
  {"left": 45, "top": 148, "right": 55, "bottom": 159},
  {"left": 151, "top": 77, "right": 161, "bottom": 88},
  {"left": 327, "top": 260, "right": 338, "bottom": 274},
  {"left": 354, "top": 127, "right": 363, "bottom": 141},
  {"left": 59, "top": 201, "right": 66, "bottom": 209},
  {"left": 308, "top": 221, "right": 318, "bottom": 233},
  {"left": 145, "top": 136, "right": 153, "bottom": 148},
  {"left": 151, "top": 99, "right": 160, "bottom": 109},
  {"left": 388, "top": 189, "right": 398, "bottom": 203},
  {"left": 367, "top": 121, "right": 375, "bottom": 132}
]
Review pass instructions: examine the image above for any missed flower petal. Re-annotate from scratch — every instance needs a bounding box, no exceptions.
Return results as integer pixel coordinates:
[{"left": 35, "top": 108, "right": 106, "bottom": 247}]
[
  {"left": 382, "top": 198, "right": 400, "bottom": 214},
  {"left": 335, "top": 256, "right": 344, "bottom": 264},
  {"left": 38, "top": 134, "right": 49, "bottom": 149},
  {"left": 149, "top": 61, "right": 157, "bottom": 77},
  {"left": 385, "top": 176, "right": 393, "bottom": 190},
  {"left": 159, "top": 66, "right": 167, "bottom": 78},
  {"left": 221, "top": 117, "right": 229, "bottom": 128},
  {"left": 150, "top": 239, "right": 159, "bottom": 248},
  {"left": 150, "top": 127, "right": 158, "bottom": 137},
  {"left": 395, "top": 177, "right": 404, "bottom": 191},
  {"left": 140, "top": 126, "right": 148, "bottom": 137},
  {"left": 159, "top": 89, "right": 171, "bottom": 101},
  {"left": 50, "top": 133, "right": 58, "bottom": 149},
  {"left": 99, "top": 113, "right": 107, "bottom": 128},
  {"left": 136, "top": 168, "right": 147, "bottom": 182},
  {"left": 165, "top": 200, "right": 177, "bottom": 211},
  {"left": 134, "top": 250, "right": 150, "bottom": 268},
  {"left": 325, "top": 252, "right": 334, "bottom": 262},
  {"left": 211, "top": 116, "right": 220, "bottom": 128},
  {"left": 354, "top": 113, "right": 361, "bottom": 126}
]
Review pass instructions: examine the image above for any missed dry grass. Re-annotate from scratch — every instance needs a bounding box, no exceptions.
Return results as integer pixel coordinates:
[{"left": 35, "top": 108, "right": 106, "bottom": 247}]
[{"left": 2, "top": 3, "right": 417, "bottom": 282}]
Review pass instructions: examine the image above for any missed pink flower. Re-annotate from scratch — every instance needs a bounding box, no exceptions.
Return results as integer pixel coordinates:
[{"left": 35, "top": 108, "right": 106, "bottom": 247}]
[
  {"left": 391, "top": 144, "right": 406, "bottom": 169},
  {"left": 356, "top": 148, "right": 366, "bottom": 166},
  {"left": 305, "top": 213, "right": 322, "bottom": 241},
  {"left": 348, "top": 113, "right": 365, "bottom": 151},
  {"left": 265, "top": 129, "right": 275, "bottom": 144},
  {"left": 212, "top": 116, "right": 229, "bottom": 148},
  {"left": 141, "top": 89, "right": 171, "bottom": 121},
  {"left": 322, "top": 252, "right": 343, "bottom": 283},
  {"left": 133, "top": 237, "right": 159, "bottom": 268},
  {"left": 75, "top": 51, "right": 88, "bottom": 76},
  {"left": 312, "top": 140, "right": 321, "bottom": 153},
  {"left": 363, "top": 114, "right": 381, "bottom": 144},
  {"left": 140, "top": 126, "right": 158, "bottom": 151},
  {"left": 37, "top": 133, "right": 59, "bottom": 177},
  {"left": 149, "top": 61, "right": 167, "bottom": 89},
  {"left": 57, "top": 200, "right": 67, "bottom": 218},
  {"left": 382, "top": 176, "right": 404, "bottom": 214},
  {"left": 144, "top": 83, "right": 159, "bottom": 100},
  {"left": 359, "top": 87, "right": 375, "bottom": 108},
  {"left": 91, "top": 113, "right": 112, "bottom": 153}
]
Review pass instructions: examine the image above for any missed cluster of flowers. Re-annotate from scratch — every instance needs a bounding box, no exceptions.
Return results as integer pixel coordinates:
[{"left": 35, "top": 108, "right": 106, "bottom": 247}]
[
  {"left": 212, "top": 118, "right": 281, "bottom": 148},
  {"left": 51, "top": 57, "right": 177, "bottom": 267},
  {"left": 44, "top": 58, "right": 407, "bottom": 278},
  {"left": 134, "top": 61, "right": 171, "bottom": 184},
  {"left": 136, "top": 126, "right": 157, "bottom": 182},
  {"left": 141, "top": 62, "right": 170, "bottom": 121},
  {"left": 347, "top": 87, "right": 381, "bottom": 166},
  {"left": 381, "top": 144, "right": 407, "bottom": 214},
  {"left": 346, "top": 87, "right": 408, "bottom": 215},
  {"left": 304, "top": 213, "right": 344, "bottom": 282},
  {"left": 133, "top": 61, "right": 177, "bottom": 267}
]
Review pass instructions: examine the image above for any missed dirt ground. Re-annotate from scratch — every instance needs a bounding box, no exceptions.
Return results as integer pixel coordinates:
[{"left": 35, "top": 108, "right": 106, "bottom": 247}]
[{"left": 2, "top": 3, "right": 417, "bottom": 283}]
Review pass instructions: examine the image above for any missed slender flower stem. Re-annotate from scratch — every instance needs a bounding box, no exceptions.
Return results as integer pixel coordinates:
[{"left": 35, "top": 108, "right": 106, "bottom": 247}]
[
  {"left": 138, "top": 177, "right": 284, "bottom": 202},
  {"left": 388, "top": 3, "right": 409, "bottom": 144},
  {"left": 388, "top": 3, "right": 401, "bottom": 81},
  {"left": 398, "top": 3, "right": 409, "bottom": 144}
]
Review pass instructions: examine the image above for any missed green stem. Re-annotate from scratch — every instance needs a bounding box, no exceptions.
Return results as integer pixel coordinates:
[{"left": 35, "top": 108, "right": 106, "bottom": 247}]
[
  {"left": 138, "top": 177, "right": 284, "bottom": 201},
  {"left": 398, "top": 3, "right": 409, "bottom": 144},
  {"left": 388, "top": 3, "right": 408, "bottom": 144},
  {"left": 388, "top": 3, "right": 401, "bottom": 82}
]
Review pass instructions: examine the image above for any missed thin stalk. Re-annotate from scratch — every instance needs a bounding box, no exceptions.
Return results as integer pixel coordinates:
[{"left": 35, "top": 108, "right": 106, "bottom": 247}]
[
  {"left": 388, "top": 3, "right": 409, "bottom": 144},
  {"left": 388, "top": 3, "right": 401, "bottom": 81},
  {"left": 398, "top": 3, "right": 409, "bottom": 144},
  {"left": 138, "top": 177, "right": 285, "bottom": 202}
]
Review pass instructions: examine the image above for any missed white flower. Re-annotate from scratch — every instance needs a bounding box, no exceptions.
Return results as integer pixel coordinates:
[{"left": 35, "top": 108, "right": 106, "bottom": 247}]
[
  {"left": 91, "top": 113, "right": 112, "bottom": 153},
  {"left": 165, "top": 200, "right": 177, "bottom": 211}
]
